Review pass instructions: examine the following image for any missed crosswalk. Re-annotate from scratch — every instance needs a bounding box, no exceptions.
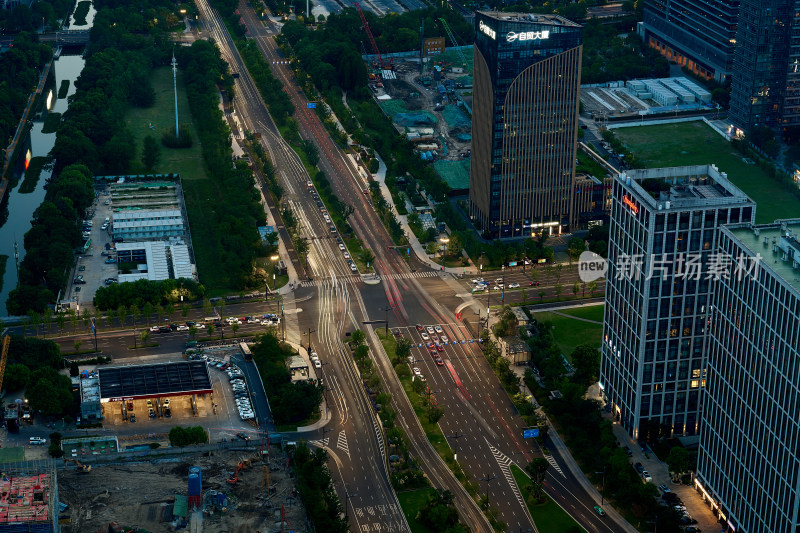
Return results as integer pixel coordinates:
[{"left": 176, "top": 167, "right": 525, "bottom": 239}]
[
  {"left": 297, "top": 270, "right": 443, "bottom": 288},
  {"left": 337, "top": 430, "right": 350, "bottom": 459},
  {"left": 308, "top": 437, "right": 330, "bottom": 448},
  {"left": 486, "top": 438, "right": 525, "bottom": 509}
]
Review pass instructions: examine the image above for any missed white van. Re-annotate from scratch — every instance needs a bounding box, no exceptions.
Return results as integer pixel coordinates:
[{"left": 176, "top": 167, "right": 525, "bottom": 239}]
[{"left": 29, "top": 437, "right": 46, "bottom": 445}]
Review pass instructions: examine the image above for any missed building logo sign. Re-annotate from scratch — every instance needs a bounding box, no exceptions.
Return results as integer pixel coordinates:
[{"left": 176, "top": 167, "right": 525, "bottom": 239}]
[
  {"left": 506, "top": 30, "right": 550, "bottom": 43},
  {"left": 622, "top": 195, "right": 639, "bottom": 214},
  {"left": 479, "top": 21, "right": 496, "bottom": 40}
]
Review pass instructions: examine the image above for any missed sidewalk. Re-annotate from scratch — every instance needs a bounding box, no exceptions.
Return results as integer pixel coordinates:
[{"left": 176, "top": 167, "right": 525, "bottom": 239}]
[
  {"left": 371, "top": 157, "right": 480, "bottom": 276},
  {"left": 509, "top": 365, "right": 639, "bottom": 533},
  {"left": 284, "top": 338, "right": 333, "bottom": 433}
]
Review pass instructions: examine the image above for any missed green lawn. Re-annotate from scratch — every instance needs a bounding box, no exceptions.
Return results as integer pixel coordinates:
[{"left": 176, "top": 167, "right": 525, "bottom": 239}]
[
  {"left": 0, "top": 447, "right": 24, "bottom": 463},
  {"left": 613, "top": 121, "right": 799, "bottom": 223},
  {"left": 397, "top": 488, "right": 437, "bottom": 533},
  {"left": 124, "top": 67, "right": 208, "bottom": 181},
  {"left": 557, "top": 304, "right": 605, "bottom": 323},
  {"left": 511, "top": 465, "right": 586, "bottom": 533},
  {"left": 532, "top": 308, "right": 603, "bottom": 357}
]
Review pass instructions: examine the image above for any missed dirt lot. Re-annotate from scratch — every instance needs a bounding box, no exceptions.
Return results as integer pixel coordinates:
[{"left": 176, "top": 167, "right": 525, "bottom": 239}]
[{"left": 58, "top": 447, "right": 307, "bottom": 533}]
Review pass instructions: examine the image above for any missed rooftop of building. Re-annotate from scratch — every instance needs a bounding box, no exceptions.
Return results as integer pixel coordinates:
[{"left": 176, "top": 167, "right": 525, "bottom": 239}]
[
  {"left": 0, "top": 464, "right": 55, "bottom": 527},
  {"left": 725, "top": 219, "right": 800, "bottom": 294},
  {"left": 618, "top": 164, "right": 753, "bottom": 209},
  {"left": 98, "top": 361, "right": 212, "bottom": 400},
  {"left": 478, "top": 11, "right": 581, "bottom": 27},
  {"left": 79, "top": 372, "right": 100, "bottom": 405}
]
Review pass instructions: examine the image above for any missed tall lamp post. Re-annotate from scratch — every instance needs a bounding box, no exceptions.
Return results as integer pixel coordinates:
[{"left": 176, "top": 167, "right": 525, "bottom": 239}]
[
  {"left": 439, "top": 236, "right": 449, "bottom": 266},
  {"left": 304, "top": 328, "right": 316, "bottom": 353},
  {"left": 479, "top": 473, "right": 497, "bottom": 508},
  {"left": 447, "top": 430, "right": 464, "bottom": 461}
]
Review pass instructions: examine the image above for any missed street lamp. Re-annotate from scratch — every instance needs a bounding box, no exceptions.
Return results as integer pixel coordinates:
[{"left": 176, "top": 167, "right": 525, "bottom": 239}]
[
  {"left": 266, "top": 254, "right": 279, "bottom": 299},
  {"left": 304, "top": 328, "right": 316, "bottom": 353},
  {"left": 344, "top": 487, "right": 357, "bottom": 519},
  {"left": 478, "top": 473, "right": 497, "bottom": 508},
  {"left": 439, "top": 236, "right": 449, "bottom": 266},
  {"left": 447, "top": 430, "right": 464, "bottom": 461}
]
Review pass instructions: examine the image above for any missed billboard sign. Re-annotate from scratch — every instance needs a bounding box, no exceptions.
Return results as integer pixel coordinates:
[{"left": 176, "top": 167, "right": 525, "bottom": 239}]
[{"left": 523, "top": 428, "right": 539, "bottom": 439}]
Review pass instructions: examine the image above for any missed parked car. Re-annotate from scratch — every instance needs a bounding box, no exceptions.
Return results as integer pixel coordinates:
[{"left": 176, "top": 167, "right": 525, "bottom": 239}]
[
  {"left": 421, "top": 332, "right": 430, "bottom": 341},
  {"left": 426, "top": 326, "right": 435, "bottom": 335},
  {"left": 509, "top": 282, "right": 520, "bottom": 288},
  {"left": 158, "top": 326, "right": 171, "bottom": 333},
  {"left": 659, "top": 483, "right": 670, "bottom": 493},
  {"left": 641, "top": 471, "right": 652, "bottom": 482},
  {"left": 434, "top": 325, "right": 443, "bottom": 334}
]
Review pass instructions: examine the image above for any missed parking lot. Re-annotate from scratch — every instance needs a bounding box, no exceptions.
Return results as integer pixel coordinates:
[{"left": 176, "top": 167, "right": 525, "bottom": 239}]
[{"left": 71, "top": 187, "right": 118, "bottom": 306}]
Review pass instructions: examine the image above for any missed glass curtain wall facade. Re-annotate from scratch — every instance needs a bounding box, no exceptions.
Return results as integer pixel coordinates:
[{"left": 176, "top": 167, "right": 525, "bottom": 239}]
[
  {"left": 729, "top": 0, "right": 800, "bottom": 132},
  {"left": 697, "top": 220, "right": 800, "bottom": 533},
  {"left": 600, "top": 166, "right": 754, "bottom": 439},
  {"left": 469, "top": 12, "right": 582, "bottom": 239},
  {"left": 640, "top": 0, "right": 739, "bottom": 82}
]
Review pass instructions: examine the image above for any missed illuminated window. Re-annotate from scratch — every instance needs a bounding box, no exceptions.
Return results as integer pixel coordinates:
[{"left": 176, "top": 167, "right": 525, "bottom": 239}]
[{"left": 690, "top": 380, "right": 700, "bottom": 388}]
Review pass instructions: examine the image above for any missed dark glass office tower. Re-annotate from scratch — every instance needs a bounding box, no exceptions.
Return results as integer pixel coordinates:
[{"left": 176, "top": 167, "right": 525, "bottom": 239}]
[
  {"left": 729, "top": 0, "right": 800, "bottom": 133},
  {"left": 639, "top": 0, "right": 739, "bottom": 82},
  {"left": 469, "top": 12, "right": 582, "bottom": 239}
]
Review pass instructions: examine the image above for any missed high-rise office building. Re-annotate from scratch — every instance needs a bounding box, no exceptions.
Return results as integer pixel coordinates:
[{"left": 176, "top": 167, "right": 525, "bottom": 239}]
[
  {"left": 469, "top": 12, "right": 582, "bottom": 239},
  {"left": 599, "top": 165, "right": 754, "bottom": 439},
  {"left": 729, "top": 0, "right": 800, "bottom": 133},
  {"left": 696, "top": 219, "right": 800, "bottom": 533},
  {"left": 638, "top": 0, "right": 739, "bottom": 82}
]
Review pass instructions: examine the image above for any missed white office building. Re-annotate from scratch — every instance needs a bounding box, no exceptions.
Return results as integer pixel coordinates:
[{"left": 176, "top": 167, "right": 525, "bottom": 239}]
[{"left": 112, "top": 209, "right": 184, "bottom": 241}]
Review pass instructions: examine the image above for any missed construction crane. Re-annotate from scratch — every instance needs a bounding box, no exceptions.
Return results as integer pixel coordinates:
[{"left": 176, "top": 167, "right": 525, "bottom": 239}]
[
  {"left": 64, "top": 458, "right": 91, "bottom": 473},
  {"left": 0, "top": 335, "right": 9, "bottom": 394},
  {"left": 355, "top": 3, "right": 389, "bottom": 71},
  {"left": 439, "top": 18, "right": 469, "bottom": 73}
]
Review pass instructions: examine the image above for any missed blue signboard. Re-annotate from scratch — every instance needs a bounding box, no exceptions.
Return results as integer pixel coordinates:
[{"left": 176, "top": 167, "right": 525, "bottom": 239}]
[
  {"left": 509, "top": 261, "right": 518, "bottom": 267},
  {"left": 307, "top": 102, "right": 317, "bottom": 109},
  {"left": 523, "top": 428, "right": 539, "bottom": 439}
]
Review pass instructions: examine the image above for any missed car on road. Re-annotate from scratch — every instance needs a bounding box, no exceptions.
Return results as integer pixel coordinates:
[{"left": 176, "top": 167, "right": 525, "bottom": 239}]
[
  {"left": 593, "top": 506, "right": 605, "bottom": 517},
  {"left": 104, "top": 258, "right": 116, "bottom": 263},
  {"left": 392, "top": 328, "right": 402, "bottom": 337},
  {"left": 434, "top": 325, "right": 443, "bottom": 334},
  {"left": 313, "top": 360, "right": 321, "bottom": 368},
  {"left": 421, "top": 332, "right": 430, "bottom": 341},
  {"left": 339, "top": 243, "right": 346, "bottom": 251},
  {"left": 435, "top": 343, "right": 444, "bottom": 352},
  {"left": 149, "top": 326, "right": 160, "bottom": 333},
  {"left": 74, "top": 286, "right": 81, "bottom": 292},
  {"left": 472, "top": 277, "right": 485, "bottom": 284},
  {"left": 659, "top": 483, "right": 670, "bottom": 493},
  {"left": 412, "top": 367, "right": 422, "bottom": 376},
  {"left": 428, "top": 349, "right": 437, "bottom": 357},
  {"left": 426, "top": 326, "right": 435, "bottom": 335},
  {"left": 158, "top": 326, "right": 171, "bottom": 333},
  {"left": 434, "top": 356, "right": 444, "bottom": 366},
  {"left": 508, "top": 282, "right": 520, "bottom": 288},
  {"left": 29, "top": 437, "right": 46, "bottom": 445},
  {"left": 634, "top": 462, "right": 644, "bottom": 473},
  {"left": 129, "top": 414, "right": 136, "bottom": 423},
  {"left": 349, "top": 263, "right": 358, "bottom": 272},
  {"left": 177, "top": 325, "right": 189, "bottom": 331},
  {"left": 164, "top": 399, "right": 170, "bottom": 407},
  {"left": 343, "top": 252, "right": 351, "bottom": 259},
  {"left": 237, "top": 432, "right": 250, "bottom": 442},
  {"left": 641, "top": 471, "right": 652, "bottom": 482},
  {"left": 78, "top": 265, "right": 85, "bottom": 271}
]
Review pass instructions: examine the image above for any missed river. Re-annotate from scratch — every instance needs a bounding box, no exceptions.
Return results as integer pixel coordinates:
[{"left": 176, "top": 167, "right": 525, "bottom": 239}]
[{"left": 0, "top": 2, "right": 96, "bottom": 317}]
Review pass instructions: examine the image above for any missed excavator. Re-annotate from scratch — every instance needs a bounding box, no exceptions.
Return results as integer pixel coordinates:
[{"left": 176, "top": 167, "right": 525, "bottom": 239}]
[
  {"left": 227, "top": 458, "right": 250, "bottom": 485},
  {"left": 64, "top": 458, "right": 91, "bottom": 473}
]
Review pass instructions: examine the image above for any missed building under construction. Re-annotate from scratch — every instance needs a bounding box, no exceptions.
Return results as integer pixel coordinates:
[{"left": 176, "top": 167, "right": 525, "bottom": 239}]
[{"left": 0, "top": 460, "right": 60, "bottom": 533}]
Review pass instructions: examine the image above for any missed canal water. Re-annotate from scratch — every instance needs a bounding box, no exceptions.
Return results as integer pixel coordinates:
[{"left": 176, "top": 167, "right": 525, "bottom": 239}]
[{"left": 0, "top": 2, "right": 95, "bottom": 317}]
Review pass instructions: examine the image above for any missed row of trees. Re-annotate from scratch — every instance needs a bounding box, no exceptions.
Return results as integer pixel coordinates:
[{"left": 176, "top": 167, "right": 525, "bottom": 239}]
[
  {"left": 0, "top": 0, "right": 72, "bottom": 33},
  {"left": 179, "top": 40, "right": 268, "bottom": 290},
  {"left": 6, "top": 164, "right": 95, "bottom": 314},
  {"left": 0, "top": 33, "right": 52, "bottom": 151},
  {"left": 93, "top": 277, "right": 205, "bottom": 310},
  {"left": 251, "top": 332, "right": 323, "bottom": 424},
  {"left": 292, "top": 443, "right": 349, "bottom": 533}
]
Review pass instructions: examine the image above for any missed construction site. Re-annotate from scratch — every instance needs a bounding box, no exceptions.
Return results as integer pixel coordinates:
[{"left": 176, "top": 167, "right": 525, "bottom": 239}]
[
  {"left": 360, "top": 10, "right": 475, "bottom": 194},
  {"left": 56, "top": 438, "right": 308, "bottom": 533}
]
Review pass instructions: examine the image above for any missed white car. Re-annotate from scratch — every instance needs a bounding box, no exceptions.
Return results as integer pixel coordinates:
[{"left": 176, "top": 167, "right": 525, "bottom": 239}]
[
  {"left": 441, "top": 335, "right": 449, "bottom": 343},
  {"left": 412, "top": 367, "right": 422, "bottom": 376},
  {"left": 493, "top": 285, "right": 503, "bottom": 290},
  {"left": 226, "top": 317, "right": 239, "bottom": 324},
  {"left": 310, "top": 352, "right": 319, "bottom": 361},
  {"left": 421, "top": 332, "right": 430, "bottom": 341},
  {"left": 472, "top": 278, "right": 484, "bottom": 284},
  {"left": 426, "top": 326, "right": 435, "bottom": 335},
  {"left": 176, "top": 325, "right": 189, "bottom": 331},
  {"left": 314, "top": 360, "right": 322, "bottom": 368},
  {"left": 339, "top": 243, "right": 346, "bottom": 251},
  {"left": 508, "top": 282, "right": 520, "bottom": 289},
  {"left": 349, "top": 263, "right": 358, "bottom": 272},
  {"left": 343, "top": 252, "right": 351, "bottom": 259},
  {"left": 434, "top": 325, "right": 443, "bottom": 334},
  {"left": 164, "top": 399, "right": 170, "bottom": 406}
]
